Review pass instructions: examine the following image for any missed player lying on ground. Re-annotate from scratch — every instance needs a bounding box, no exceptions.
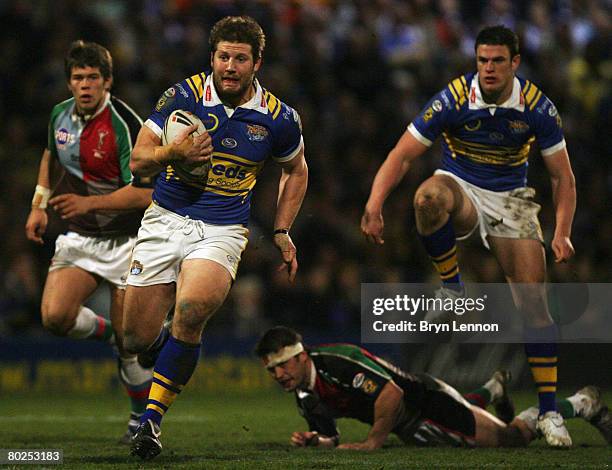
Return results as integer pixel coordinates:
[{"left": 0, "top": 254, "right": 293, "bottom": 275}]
[{"left": 256, "top": 327, "right": 611, "bottom": 449}]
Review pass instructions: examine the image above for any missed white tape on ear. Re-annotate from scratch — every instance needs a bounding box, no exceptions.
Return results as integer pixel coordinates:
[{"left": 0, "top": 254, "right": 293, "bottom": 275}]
[
  {"left": 32, "top": 185, "right": 51, "bottom": 209},
  {"left": 264, "top": 343, "right": 305, "bottom": 368}
]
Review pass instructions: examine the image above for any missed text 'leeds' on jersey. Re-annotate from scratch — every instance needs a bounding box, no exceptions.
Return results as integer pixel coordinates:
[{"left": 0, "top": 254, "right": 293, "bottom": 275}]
[
  {"left": 408, "top": 72, "right": 566, "bottom": 191},
  {"left": 145, "top": 72, "right": 304, "bottom": 225}
]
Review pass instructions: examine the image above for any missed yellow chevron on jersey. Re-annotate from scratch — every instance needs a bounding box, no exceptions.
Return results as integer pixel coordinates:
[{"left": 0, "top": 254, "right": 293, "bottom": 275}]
[
  {"left": 443, "top": 133, "right": 534, "bottom": 166},
  {"left": 263, "top": 90, "right": 282, "bottom": 119},
  {"left": 186, "top": 73, "right": 206, "bottom": 102},
  {"left": 522, "top": 80, "right": 543, "bottom": 111},
  {"left": 447, "top": 76, "right": 469, "bottom": 110}
]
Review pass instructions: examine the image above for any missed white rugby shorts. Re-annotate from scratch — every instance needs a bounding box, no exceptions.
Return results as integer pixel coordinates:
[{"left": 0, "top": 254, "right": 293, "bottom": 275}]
[
  {"left": 435, "top": 169, "right": 544, "bottom": 249},
  {"left": 127, "top": 203, "right": 249, "bottom": 286},
  {"left": 49, "top": 231, "right": 136, "bottom": 288}
]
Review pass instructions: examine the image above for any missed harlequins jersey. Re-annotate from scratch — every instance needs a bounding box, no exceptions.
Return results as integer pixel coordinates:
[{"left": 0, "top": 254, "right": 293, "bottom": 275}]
[
  {"left": 295, "top": 344, "right": 430, "bottom": 440},
  {"left": 48, "top": 93, "right": 147, "bottom": 236},
  {"left": 408, "top": 73, "right": 566, "bottom": 191},
  {"left": 144, "top": 72, "right": 304, "bottom": 225}
]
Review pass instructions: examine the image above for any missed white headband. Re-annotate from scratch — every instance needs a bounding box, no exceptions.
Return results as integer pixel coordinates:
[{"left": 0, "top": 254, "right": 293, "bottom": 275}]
[{"left": 264, "top": 343, "right": 304, "bottom": 368}]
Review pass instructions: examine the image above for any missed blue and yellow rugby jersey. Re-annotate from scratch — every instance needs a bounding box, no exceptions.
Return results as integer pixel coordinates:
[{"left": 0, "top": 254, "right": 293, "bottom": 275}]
[
  {"left": 408, "top": 72, "right": 566, "bottom": 191},
  {"left": 144, "top": 72, "right": 304, "bottom": 225}
]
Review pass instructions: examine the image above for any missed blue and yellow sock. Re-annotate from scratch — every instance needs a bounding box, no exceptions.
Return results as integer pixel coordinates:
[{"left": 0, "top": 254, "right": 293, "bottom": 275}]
[
  {"left": 524, "top": 324, "right": 559, "bottom": 415},
  {"left": 141, "top": 335, "right": 200, "bottom": 427},
  {"left": 419, "top": 219, "right": 462, "bottom": 290}
]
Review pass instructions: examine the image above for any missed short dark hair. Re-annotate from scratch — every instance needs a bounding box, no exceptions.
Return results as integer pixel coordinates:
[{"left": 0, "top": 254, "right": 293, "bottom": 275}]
[
  {"left": 254, "top": 326, "right": 302, "bottom": 358},
  {"left": 475, "top": 25, "right": 519, "bottom": 58},
  {"left": 65, "top": 40, "right": 113, "bottom": 80},
  {"left": 209, "top": 16, "right": 266, "bottom": 61}
]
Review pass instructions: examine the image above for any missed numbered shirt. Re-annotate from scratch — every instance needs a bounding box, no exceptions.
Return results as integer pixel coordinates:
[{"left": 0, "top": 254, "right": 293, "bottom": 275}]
[
  {"left": 145, "top": 72, "right": 304, "bottom": 225},
  {"left": 48, "top": 94, "right": 146, "bottom": 236},
  {"left": 408, "top": 73, "right": 565, "bottom": 191}
]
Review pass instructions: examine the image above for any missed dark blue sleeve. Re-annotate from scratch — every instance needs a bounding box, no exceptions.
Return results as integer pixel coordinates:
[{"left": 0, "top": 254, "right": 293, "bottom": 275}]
[
  {"left": 531, "top": 95, "right": 565, "bottom": 154},
  {"left": 272, "top": 103, "right": 303, "bottom": 161},
  {"left": 409, "top": 88, "right": 454, "bottom": 145},
  {"left": 146, "top": 79, "right": 198, "bottom": 133}
]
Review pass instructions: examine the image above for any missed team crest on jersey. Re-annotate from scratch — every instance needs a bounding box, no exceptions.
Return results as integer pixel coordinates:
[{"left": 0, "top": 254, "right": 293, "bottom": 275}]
[
  {"left": 55, "top": 128, "right": 76, "bottom": 149},
  {"left": 352, "top": 373, "right": 365, "bottom": 388},
  {"left": 246, "top": 124, "right": 268, "bottom": 141},
  {"left": 508, "top": 120, "right": 529, "bottom": 134},
  {"left": 130, "top": 260, "right": 143, "bottom": 275}
]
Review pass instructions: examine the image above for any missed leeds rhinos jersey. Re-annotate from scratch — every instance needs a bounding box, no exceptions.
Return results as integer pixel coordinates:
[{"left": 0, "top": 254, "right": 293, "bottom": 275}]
[
  {"left": 48, "top": 94, "right": 147, "bottom": 237},
  {"left": 295, "top": 344, "right": 429, "bottom": 440},
  {"left": 145, "top": 72, "right": 304, "bottom": 225},
  {"left": 408, "top": 73, "right": 566, "bottom": 191}
]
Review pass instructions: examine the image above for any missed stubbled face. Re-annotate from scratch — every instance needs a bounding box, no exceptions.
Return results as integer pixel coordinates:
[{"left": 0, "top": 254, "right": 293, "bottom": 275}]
[
  {"left": 264, "top": 352, "right": 309, "bottom": 392},
  {"left": 211, "top": 41, "right": 261, "bottom": 107},
  {"left": 476, "top": 44, "right": 520, "bottom": 103},
  {"left": 67, "top": 66, "right": 111, "bottom": 115}
]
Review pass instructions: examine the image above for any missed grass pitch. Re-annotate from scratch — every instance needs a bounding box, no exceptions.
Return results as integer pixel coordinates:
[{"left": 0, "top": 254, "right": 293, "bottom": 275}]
[{"left": 0, "top": 389, "right": 609, "bottom": 469}]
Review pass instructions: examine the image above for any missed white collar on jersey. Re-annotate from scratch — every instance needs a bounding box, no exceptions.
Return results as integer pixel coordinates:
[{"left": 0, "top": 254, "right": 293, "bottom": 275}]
[
  {"left": 468, "top": 74, "right": 524, "bottom": 115},
  {"left": 72, "top": 91, "right": 111, "bottom": 122},
  {"left": 203, "top": 73, "right": 268, "bottom": 116}
]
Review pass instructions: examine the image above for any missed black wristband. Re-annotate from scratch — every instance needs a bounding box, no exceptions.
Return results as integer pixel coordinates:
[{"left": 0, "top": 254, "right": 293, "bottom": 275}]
[{"left": 274, "top": 228, "right": 289, "bottom": 235}]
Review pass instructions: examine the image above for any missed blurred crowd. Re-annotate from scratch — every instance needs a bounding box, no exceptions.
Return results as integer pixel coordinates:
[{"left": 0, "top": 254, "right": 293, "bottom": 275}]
[{"left": 0, "top": 0, "right": 610, "bottom": 338}]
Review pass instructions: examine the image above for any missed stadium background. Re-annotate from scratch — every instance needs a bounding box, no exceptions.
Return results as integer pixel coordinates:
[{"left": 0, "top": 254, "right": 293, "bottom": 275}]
[{"left": 0, "top": 0, "right": 610, "bottom": 398}]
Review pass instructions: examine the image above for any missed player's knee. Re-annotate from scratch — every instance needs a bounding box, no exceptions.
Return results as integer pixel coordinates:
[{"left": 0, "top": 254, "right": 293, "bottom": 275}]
[
  {"left": 41, "top": 307, "right": 74, "bottom": 336},
  {"left": 123, "top": 330, "right": 152, "bottom": 355},
  {"left": 414, "top": 184, "right": 449, "bottom": 226}
]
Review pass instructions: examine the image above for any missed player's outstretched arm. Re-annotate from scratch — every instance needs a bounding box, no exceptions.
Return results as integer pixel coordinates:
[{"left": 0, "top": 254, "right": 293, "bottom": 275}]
[
  {"left": 273, "top": 147, "right": 308, "bottom": 283},
  {"left": 542, "top": 147, "right": 576, "bottom": 262},
  {"left": 130, "top": 124, "right": 212, "bottom": 176},
  {"left": 25, "top": 149, "right": 53, "bottom": 245},
  {"left": 338, "top": 381, "right": 404, "bottom": 451},
  {"left": 49, "top": 184, "right": 153, "bottom": 219},
  {"left": 361, "top": 130, "right": 428, "bottom": 245}
]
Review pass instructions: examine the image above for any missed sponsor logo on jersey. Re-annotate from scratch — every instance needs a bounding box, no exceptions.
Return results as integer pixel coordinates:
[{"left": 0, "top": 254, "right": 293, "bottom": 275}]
[
  {"left": 176, "top": 83, "right": 189, "bottom": 98},
  {"left": 464, "top": 120, "right": 481, "bottom": 131},
  {"left": 441, "top": 91, "right": 452, "bottom": 109},
  {"left": 56, "top": 128, "right": 76, "bottom": 149},
  {"left": 432, "top": 100, "right": 443, "bottom": 112},
  {"left": 227, "top": 254, "right": 236, "bottom": 265},
  {"left": 222, "top": 138, "right": 238, "bottom": 149},
  {"left": 508, "top": 120, "right": 529, "bottom": 134},
  {"left": 489, "top": 132, "right": 505, "bottom": 141},
  {"left": 210, "top": 163, "right": 248, "bottom": 181},
  {"left": 423, "top": 107, "right": 434, "bottom": 122},
  {"left": 246, "top": 124, "right": 269, "bottom": 141},
  {"left": 361, "top": 379, "right": 378, "bottom": 395},
  {"left": 352, "top": 373, "right": 365, "bottom": 388},
  {"left": 164, "top": 87, "right": 176, "bottom": 98},
  {"left": 292, "top": 108, "right": 302, "bottom": 132},
  {"left": 548, "top": 104, "right": 558, "bottom": 117},
  {"left": 130, "top": 260, "right": 143, "bottom": 275}
]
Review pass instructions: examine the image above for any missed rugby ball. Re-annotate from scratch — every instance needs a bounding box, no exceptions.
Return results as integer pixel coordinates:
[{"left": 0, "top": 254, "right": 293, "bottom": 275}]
[{"left": 162, "top": 110, "right": 210, "bottom": 183}]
